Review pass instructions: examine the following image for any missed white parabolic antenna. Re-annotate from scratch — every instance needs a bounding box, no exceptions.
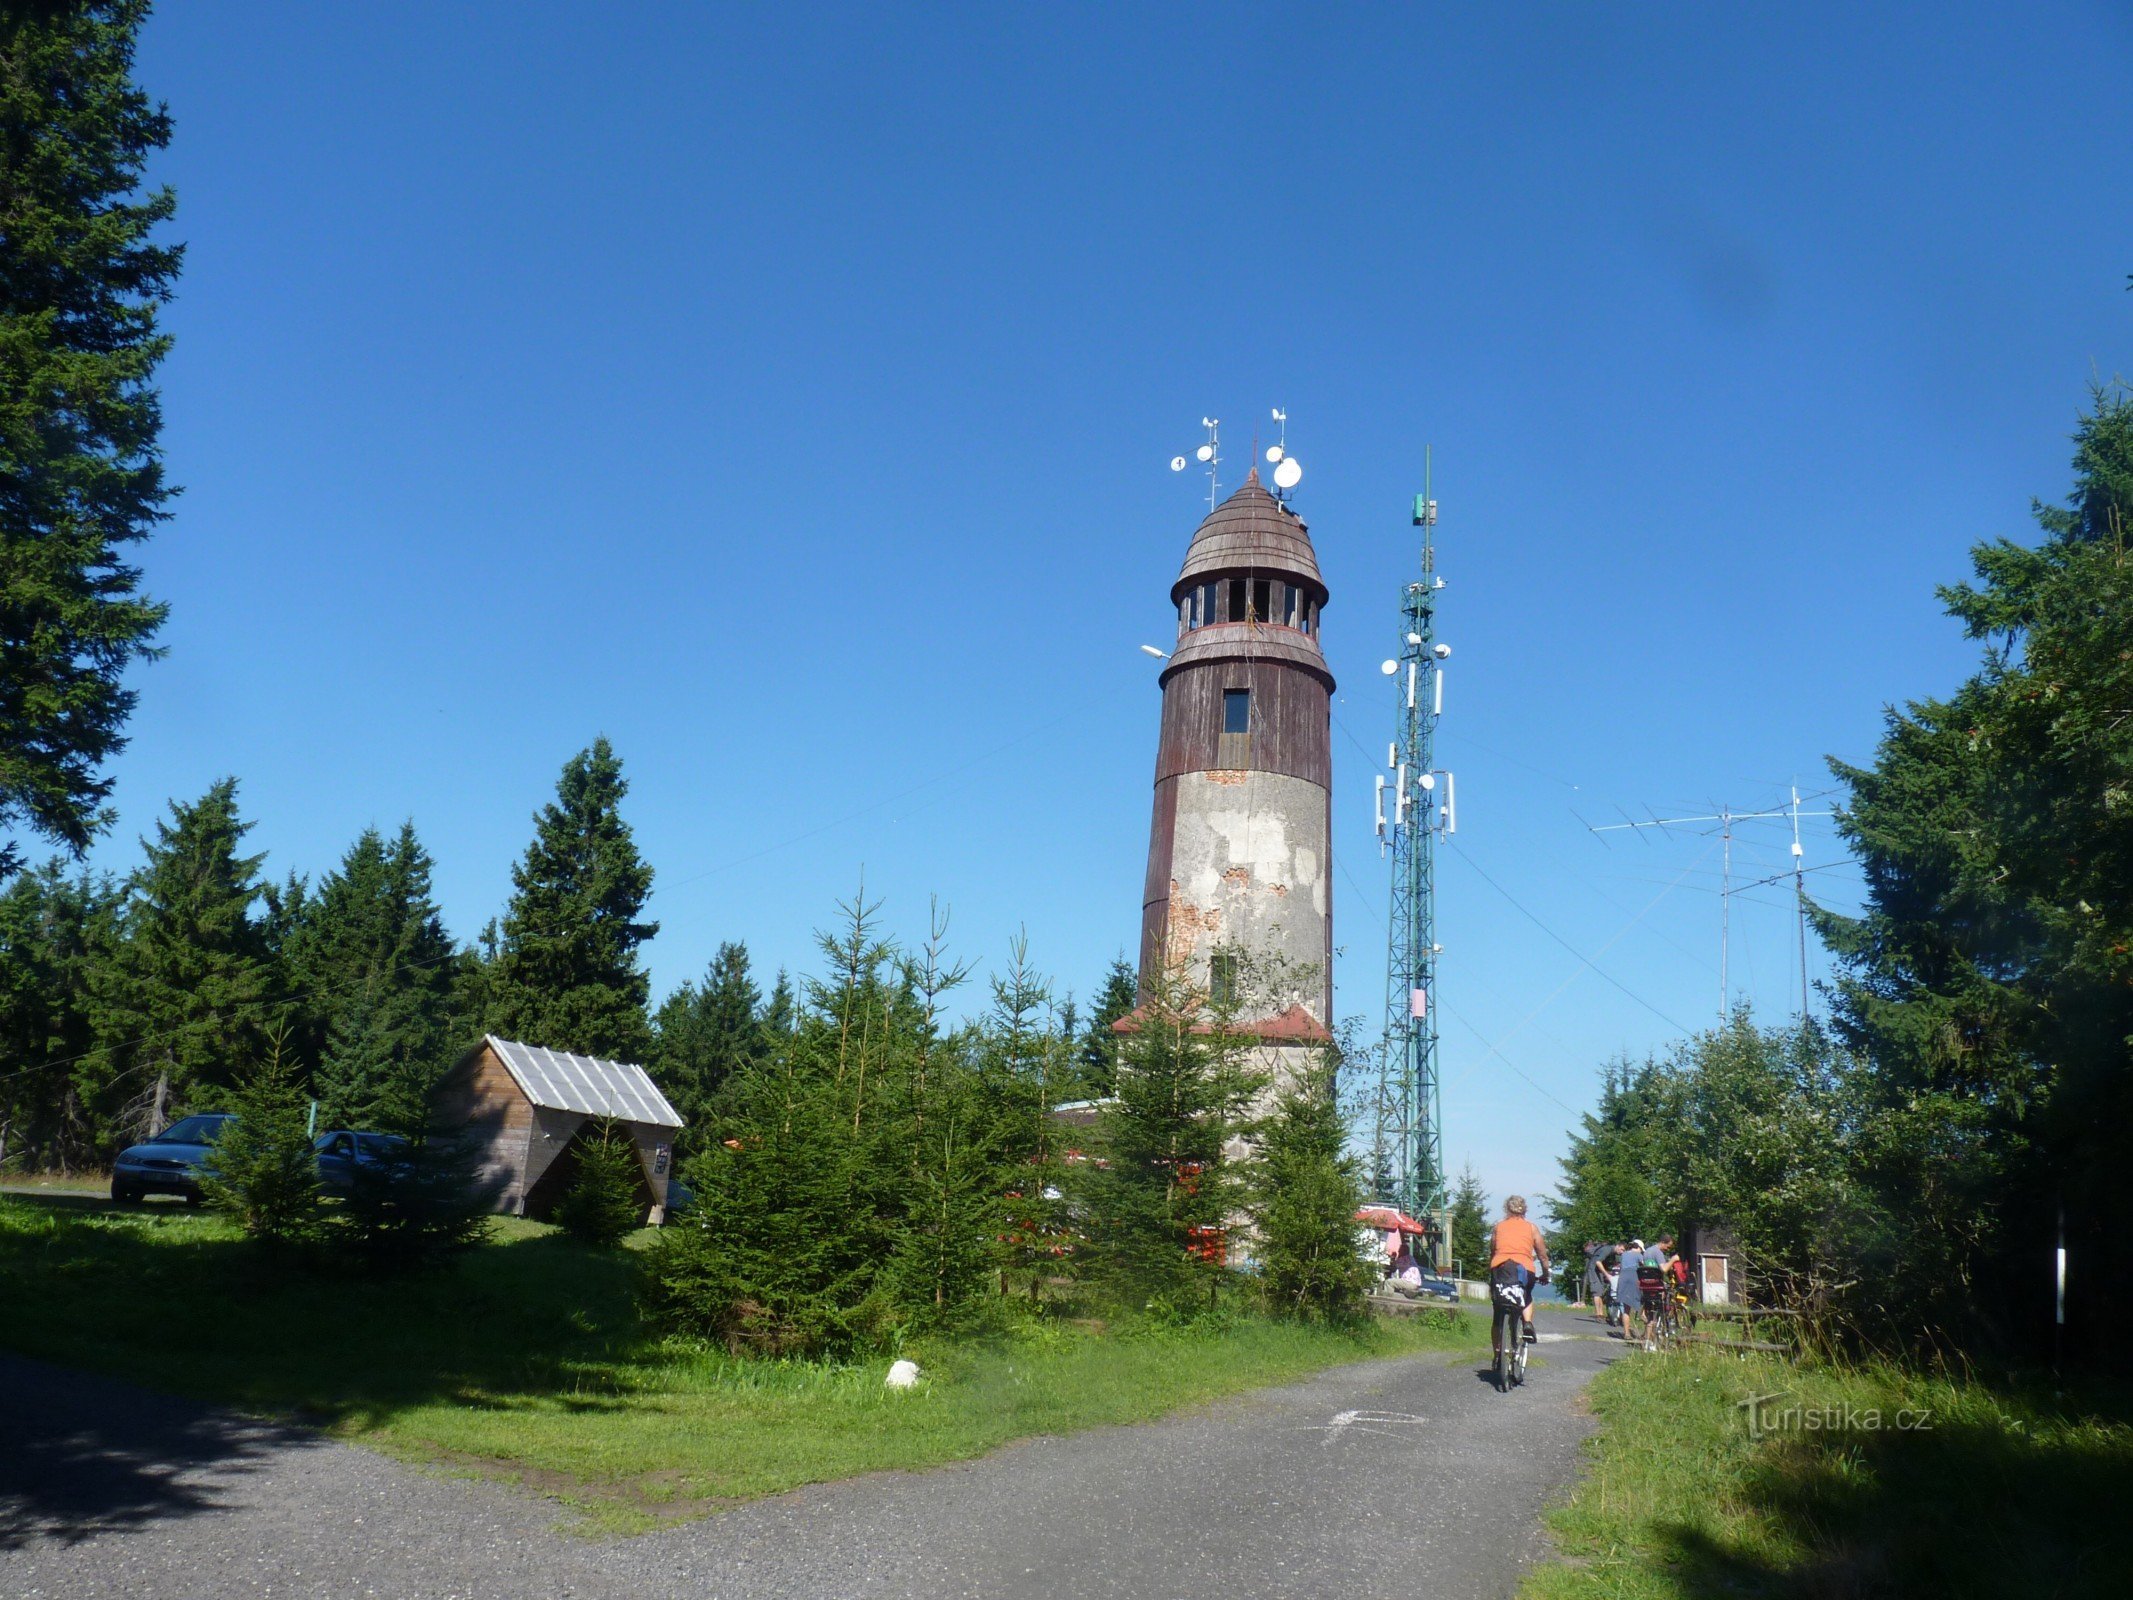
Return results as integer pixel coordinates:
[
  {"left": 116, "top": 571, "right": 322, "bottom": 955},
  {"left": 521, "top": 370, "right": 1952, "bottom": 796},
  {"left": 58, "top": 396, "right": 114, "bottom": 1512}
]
[
  {"left": 1273, "top": 456, "right": 1303, "bottom": 490},
  {"left": 1170, "top": 456, "right": 1187, "bottom": 471},
  {"left": 1380, "top": 659, "right": 1398, "bottom": 676},
  {"left": 1196, "top": 444, "right": 1214, "bottom": 462},
  {"left": 1266, "top": 445, "right": 1284, "bottom": 463}
]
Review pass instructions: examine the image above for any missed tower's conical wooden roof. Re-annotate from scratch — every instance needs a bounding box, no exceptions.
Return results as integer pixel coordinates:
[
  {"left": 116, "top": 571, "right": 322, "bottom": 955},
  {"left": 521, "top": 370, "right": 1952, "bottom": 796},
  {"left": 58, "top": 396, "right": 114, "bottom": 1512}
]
[{"left": 1171, "top": 472, "right": 1326, "bottom": 602}]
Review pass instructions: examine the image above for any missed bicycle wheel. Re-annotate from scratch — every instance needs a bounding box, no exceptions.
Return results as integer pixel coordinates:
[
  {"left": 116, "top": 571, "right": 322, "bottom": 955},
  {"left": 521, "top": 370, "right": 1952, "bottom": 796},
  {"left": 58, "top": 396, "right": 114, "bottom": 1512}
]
[
  {"left": 1512, "top": 1328, "right": 1529, "bottom": 1387},
  {"left": 1493, "top": 1309, "right": 1512, "bottom": 1392}
]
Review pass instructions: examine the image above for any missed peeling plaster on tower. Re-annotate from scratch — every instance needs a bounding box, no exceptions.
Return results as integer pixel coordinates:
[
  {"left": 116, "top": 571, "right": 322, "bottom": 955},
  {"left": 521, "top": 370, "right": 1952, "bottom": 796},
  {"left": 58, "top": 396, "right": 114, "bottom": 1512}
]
[{"left": 1128, "top": 469, "right": 1334, "bottom": 1084}]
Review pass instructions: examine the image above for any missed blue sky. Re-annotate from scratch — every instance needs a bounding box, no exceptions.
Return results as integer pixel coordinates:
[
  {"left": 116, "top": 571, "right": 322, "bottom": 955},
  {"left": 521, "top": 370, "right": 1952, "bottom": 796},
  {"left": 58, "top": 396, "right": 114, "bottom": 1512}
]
[{"left": 92, "top": 2, "right": 2132, "bottom": 1210}]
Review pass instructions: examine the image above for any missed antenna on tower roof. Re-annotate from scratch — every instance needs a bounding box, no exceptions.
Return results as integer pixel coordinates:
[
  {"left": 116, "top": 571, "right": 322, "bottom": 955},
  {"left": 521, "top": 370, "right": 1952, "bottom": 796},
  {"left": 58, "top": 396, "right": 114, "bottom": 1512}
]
[
  {"left": 1266, "top": 407, "right": 1302, "bottom": 497},
  {"left": 1169, "top": 417, "right": 1222, "bottom": 509}
]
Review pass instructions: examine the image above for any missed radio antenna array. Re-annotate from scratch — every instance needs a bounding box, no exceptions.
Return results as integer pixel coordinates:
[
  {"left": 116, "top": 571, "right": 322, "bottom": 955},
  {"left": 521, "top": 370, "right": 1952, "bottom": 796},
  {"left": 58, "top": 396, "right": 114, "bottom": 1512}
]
[
  {"left": 1587, "top": 785, "right": 1835, "bottom": 1017},
  {"left": 1372, "top": 450, "right": 1451, "bottom": 1263}
]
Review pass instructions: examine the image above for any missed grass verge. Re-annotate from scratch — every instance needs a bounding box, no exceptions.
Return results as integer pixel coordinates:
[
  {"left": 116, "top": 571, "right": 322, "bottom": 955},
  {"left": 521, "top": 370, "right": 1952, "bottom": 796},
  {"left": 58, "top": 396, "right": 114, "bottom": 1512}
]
[
  {"left": 0, "top": 1193, "right": 1479, "bottom": 1532},
  {"left": 1524, "top": 1344, "right": 2133, "bottom": 1599}
]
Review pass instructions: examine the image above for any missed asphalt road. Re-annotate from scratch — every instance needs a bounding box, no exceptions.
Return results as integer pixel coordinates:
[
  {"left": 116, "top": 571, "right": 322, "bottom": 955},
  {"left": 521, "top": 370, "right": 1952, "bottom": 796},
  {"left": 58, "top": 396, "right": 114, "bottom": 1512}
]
[{"left": 2, "top": 1319, "right": 1623, "bottom": 1599}]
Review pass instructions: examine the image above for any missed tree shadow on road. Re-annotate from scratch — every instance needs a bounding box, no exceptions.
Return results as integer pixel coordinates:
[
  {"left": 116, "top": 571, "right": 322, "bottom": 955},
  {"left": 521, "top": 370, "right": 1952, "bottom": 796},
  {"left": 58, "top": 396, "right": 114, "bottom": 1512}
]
[{"left": 0, "top": 1356, "right": 321, "bottom": 1551}]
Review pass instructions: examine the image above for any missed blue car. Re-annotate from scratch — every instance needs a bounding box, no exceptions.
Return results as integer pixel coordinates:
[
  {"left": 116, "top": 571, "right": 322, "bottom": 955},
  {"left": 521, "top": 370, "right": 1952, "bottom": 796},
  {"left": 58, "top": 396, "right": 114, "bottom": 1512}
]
[
  {"left": 312, "top": 1129, "right": 414, "bottom": 1194},
  {"left": 111, "top": 1112, "right": 235, "bottom": 1204}
]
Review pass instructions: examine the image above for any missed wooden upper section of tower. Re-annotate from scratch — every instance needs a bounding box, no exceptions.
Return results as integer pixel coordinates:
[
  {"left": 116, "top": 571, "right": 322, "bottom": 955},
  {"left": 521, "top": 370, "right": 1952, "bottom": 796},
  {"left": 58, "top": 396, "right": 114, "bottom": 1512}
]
[
  {"left": 1163, "top": 473, "right": 1333, "bottom": 694},
  {"left": 1171, "top": 472, "right": 1328, "bottom": 604}
]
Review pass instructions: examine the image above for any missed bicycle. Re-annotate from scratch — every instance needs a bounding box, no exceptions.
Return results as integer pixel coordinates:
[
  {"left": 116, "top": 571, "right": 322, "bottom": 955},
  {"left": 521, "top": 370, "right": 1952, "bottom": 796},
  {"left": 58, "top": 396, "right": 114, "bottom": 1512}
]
[
  {"left": 1490, "top": 1268, "right": 1546, "bottom": 1392},
  {"left": 1659, "top": 1278, "right": 1695, "bottom": 1349}
]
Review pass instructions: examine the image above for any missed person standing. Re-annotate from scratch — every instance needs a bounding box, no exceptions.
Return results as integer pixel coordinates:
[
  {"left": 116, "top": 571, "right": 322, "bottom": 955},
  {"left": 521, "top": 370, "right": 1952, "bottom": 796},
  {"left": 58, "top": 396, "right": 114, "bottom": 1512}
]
[{"left": 1583, "top": 1241, "right": 1610, "bottom": 1322}]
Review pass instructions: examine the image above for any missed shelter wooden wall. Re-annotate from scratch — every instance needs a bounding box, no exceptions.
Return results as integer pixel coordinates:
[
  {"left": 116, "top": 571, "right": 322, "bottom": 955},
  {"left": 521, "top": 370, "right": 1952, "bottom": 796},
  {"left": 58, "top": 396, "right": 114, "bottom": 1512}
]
[{"left": 435, "top": 1042, "right": 537, "bottom": 1213}]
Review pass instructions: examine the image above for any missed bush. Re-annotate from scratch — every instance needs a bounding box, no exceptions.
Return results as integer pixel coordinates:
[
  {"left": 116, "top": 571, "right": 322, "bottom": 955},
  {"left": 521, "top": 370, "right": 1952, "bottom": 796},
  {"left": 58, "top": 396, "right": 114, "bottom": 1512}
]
[{"left": 552, "top": 1120, "right": 645, "bottom": 1248}]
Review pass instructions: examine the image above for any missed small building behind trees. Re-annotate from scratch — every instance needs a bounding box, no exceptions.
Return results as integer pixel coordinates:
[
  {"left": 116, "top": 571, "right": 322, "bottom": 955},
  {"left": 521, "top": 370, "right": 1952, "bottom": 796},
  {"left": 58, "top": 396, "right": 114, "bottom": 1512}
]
[{"left": 435, "top": 1035, "right": 684, "bottom": 1224}]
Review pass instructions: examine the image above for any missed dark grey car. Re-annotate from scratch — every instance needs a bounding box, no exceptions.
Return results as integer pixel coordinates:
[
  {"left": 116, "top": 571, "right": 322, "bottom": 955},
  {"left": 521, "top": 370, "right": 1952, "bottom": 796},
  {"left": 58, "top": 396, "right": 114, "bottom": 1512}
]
[
  {"left": 111, "top": 1112, "right": 234, "bottom": 1204},
  {"left": 312, "top": 1129, "right": 413, "bottom": 1193}
]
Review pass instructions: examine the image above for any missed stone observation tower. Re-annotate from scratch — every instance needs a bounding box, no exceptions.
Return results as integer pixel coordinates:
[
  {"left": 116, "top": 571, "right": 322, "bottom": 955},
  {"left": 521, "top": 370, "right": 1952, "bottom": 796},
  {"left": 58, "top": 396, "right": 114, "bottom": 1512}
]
[{"left": 1134, "top": 467, "right": 1334, "bottom": 1060}]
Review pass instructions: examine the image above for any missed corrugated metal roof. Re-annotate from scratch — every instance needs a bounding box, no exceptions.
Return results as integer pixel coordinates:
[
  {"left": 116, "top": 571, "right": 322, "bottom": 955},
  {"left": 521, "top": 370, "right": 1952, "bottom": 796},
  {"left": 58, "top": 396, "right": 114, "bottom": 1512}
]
[{"left": 485, "top": 1036, "right": 684, "bottom": 1128}]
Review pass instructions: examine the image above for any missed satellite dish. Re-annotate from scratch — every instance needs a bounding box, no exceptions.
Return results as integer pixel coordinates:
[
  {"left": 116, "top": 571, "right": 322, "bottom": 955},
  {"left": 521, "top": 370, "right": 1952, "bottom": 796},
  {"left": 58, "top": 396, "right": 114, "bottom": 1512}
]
[
  {"left": 1271, "top": 407, "right": 1286, "bottom": 421},
  {"left": 1419, "top": 773, "right": 1437, "bottom": 791},
  {"left": 1266, "top": 445, "right": 1284, "bottom": 464},
  {"left": 1196, "top": 444, "right": 1214, "bottom": 462},
  {"left": 1273, "top": 456, "right": 1302, "bottom": 490},
  {"left": 1170, "top": 456, "right": 1187, "bottom": 472},
  {"left": 1380, "top": 660, "right": 1398, "bottom": 676},
  {"left": 1406, "top": 632, "right": 1422, "bottom": 645},
  {"left": 1433, "top": 643, "right": 1452, "bottom": 660}
]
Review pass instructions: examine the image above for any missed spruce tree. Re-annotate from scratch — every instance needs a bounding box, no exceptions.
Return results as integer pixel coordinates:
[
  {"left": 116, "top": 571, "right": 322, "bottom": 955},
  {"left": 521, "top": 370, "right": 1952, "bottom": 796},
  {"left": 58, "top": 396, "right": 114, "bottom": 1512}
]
[
  {"left": 552, "top": 1118, "right": 646, "bottom": 1247},
  {"left": 646, "top": 900, "right": 896, "bottom": 1355},
  {"left": 1448, "top": 1164, "right": 1490, "bottom": 1282},
  {"left": 484, "top": 738, "right": 657, "bottom": 1061},
  {"left": 1078, "top": 955, "right": 1138, "bottom": 1095},
  {"left": 1816, "top": 383, "right": 2133, "bottom": 1351},
  {"left": 885, "top": 905, "right": 996, "bottom": 1323},
  {"left": 289, "top": 823, "right": 460, "bottom": 1132},
  {"left": 1251, "top": 1047, "right": 1373, "bottom": 1323},
  {"left": 202, "top": 1029, "right": 322, "bottom": 1250},
  {"left": 0, "top": 2, "right": 178, "bottom": 874},
  {"left": 976, "top": 931, "right": 1068, "bottom": 1295},
  {"left": 651, "top": 940, "right": 766, "bottom": 1143},
  {"left": 0, "top": 860, "right": 117, "bottom": 1170},
  {"left": 1084, "top": 953, "right": 1265, "bottom": 1316},
  {"left": 762, "top": 968, "right": 796, "bottom": 1040},
  {"left": 86, "top": 779, "right": 273, "bottom": 1137}
]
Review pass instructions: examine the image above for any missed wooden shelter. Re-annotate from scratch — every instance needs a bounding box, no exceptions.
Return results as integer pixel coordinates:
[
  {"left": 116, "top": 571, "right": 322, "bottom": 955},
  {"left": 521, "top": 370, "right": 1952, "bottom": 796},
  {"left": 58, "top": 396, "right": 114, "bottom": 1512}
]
[{"left": 436, "top": 1035, "right": 685, "bottom": 1224}]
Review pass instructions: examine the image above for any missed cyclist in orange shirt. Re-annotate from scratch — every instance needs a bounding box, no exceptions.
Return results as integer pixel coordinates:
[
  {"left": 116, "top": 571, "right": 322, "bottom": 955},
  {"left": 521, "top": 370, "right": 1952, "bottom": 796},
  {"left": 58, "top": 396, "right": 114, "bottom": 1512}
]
[{"left": 1488, "top": 1195, "right": 1551, "bottom": 1348}]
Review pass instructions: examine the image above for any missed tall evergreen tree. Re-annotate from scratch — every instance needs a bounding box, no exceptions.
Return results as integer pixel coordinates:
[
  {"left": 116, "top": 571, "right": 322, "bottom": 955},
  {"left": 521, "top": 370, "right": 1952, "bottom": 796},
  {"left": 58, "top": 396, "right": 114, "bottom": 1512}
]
[
  {"left": 0, "top": 859, "right": 116, "bottom": 1169},
  {"left": 651, "top": 940, "right": 766, "bottom": 1143},
  {"left": 0, "top": 2, "right": 178, "bottom": 874},
  {"left": 1815, "top": 383, "right": 2133, "bottom": 1354},
  {"left": 1078, "top": 955, "right": 1138, "bottom": 1095},
  {"left": 484, "top": 738, "right": 656, "bottom": 1061},
  {"left": 288, "top": 822, "right": 461, "bottom": 1132},
  {"left": 1550, "top": 1056, "right": 1683, "bottom": 1261},
  {"left": 86, "top": 779, "right": 272, "bottom": 1140},
  {"left": 761, "top": 968, "right": 795, "bottom": 1040},
  {"left": 1447, "top": 1163, "right": 1490, "bottom": 1282}
]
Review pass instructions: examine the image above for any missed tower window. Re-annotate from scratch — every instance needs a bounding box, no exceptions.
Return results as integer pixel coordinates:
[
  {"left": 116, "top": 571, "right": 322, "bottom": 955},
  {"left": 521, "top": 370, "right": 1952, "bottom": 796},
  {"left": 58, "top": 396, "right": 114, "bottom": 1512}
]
[
  {"left": 1226, "top": 578, "right": 1246, "bottom": 623},
  {"left": 1251, "top": 578, "right": 1271, "bottom": 623},
  {"left": 1217, "top": 687, "right": 1251, "bottom": 769},
  {"left": 1210, "top": 951, "right": 1239, "bottom": 1007}
]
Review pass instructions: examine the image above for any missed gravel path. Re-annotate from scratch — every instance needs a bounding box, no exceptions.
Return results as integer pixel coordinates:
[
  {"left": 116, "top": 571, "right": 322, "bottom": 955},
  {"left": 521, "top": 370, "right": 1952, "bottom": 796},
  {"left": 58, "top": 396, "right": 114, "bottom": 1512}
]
[{"left": 2, "top": 1319, "right": 1622, "bottom": 1599}]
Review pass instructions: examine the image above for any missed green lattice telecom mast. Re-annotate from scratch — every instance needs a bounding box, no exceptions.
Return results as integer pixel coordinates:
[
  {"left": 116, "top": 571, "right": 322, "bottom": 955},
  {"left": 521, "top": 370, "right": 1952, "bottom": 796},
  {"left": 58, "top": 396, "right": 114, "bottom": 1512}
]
[{"left": 1374, "top": 452, "right": 1451, "bottom": 1265}]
